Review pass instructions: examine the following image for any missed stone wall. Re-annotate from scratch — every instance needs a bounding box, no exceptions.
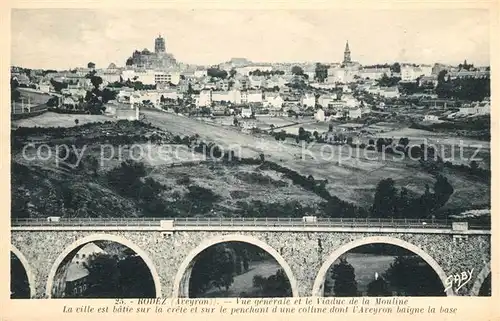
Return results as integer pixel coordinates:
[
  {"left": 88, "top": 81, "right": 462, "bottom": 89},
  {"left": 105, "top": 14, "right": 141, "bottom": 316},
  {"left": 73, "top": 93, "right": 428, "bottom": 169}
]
[{"left": 11, "top": 230, "right": 490, "bottom": 298}]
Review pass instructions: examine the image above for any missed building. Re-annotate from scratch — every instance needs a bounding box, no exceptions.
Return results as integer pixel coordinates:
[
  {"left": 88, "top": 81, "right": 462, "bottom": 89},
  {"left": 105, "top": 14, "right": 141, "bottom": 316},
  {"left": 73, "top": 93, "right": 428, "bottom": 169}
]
[
  {"left": 155, "top": 71, "right": 181, "bottom": 86},
  {"left": 301, "top": 93, "right": 316, "bottom": 107},
  {"left": 359, "top": 68, "right": 391, "bottom": 80},
  {"left": 448, "top": 70, "right": 490, "bottom": 80},
  {"left": 194, "top": 69, "right": 207, "bottom": 78},
  {"left": 343, "top": 41, "right": 351, "bottom": 65},
  {"left": 121, "top": 69, "right": 180, "bottom": 86},
  {"left": 317, "top": 94, "right": 338, "bottom": 108},
  {"left": 198, "top": 90, "right": 212, "bottom": 107},
  {"left": 401, "top": 65, "right": 432, "bottom": 82},
  {"left": 211, "top": 90, "right": 242, "bottom": 105},
  {"left": 341, "top": 94, "right": 360, "bottom": 108},
  {"left": 241, "top": 107, "right": 253, "bottom": 118},
  {"left": 348, "top": 107, "right": 362, "bottom": 119},
  {"left": 459, "top": 100, "right": 490, "bottom": 115},
  {"left": 63, "top": 243, "right": 106, "bottom": 297},
  {"left": 248, "top": 76, "right": 264, "bottom": 89},
  {"left": 37, "top": 81, "right": 53, "bottom": 93},
  {"left": 314, "top": 108, "right": 326, "bottom": 122},
  {"left": 378, "top": 87, "right": 400, "bottom": 98},
  {"left": 418, "top": 75, "right": 439, "bottom": 88},
  {"left": 263, "top": 92, "right": 284, "bottom": 109},
  {"left": 130, "top": 90, "right": 162, "bottom": 107},
  {"left": 242, "top": 90, "right": 263, "bottom": 104},
  {"left": 424, "top": 114, "right": 439, "bottom": 121},
  {"left": 125, "top": 35, "right": 177, "bottom": 69},
  {"left": 158, "top": 89, "right": 180, "bottom": 101},
  {"left": 155, "top": 34, "right": 166, "bottom": 53}
]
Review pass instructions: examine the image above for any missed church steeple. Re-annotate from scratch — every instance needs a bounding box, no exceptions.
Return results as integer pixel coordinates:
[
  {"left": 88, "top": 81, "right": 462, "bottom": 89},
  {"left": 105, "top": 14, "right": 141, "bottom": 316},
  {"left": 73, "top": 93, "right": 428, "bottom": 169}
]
[{"left": 343, "top": 40, "right": 351, "bottom": 64}]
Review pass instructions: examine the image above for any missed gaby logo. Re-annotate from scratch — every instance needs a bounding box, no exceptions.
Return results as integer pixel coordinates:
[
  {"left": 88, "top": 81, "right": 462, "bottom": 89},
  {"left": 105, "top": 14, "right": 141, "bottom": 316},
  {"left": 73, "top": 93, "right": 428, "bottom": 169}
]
[{"left": 444, "top": 269, "right": 474, "bottom": 293}]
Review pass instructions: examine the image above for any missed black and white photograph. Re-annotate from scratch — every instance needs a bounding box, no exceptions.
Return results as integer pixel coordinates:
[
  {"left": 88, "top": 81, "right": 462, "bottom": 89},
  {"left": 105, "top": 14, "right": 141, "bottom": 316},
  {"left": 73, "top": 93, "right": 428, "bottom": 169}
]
[{"left": 9, "top": 8, "right": 491, "bottom": 301}]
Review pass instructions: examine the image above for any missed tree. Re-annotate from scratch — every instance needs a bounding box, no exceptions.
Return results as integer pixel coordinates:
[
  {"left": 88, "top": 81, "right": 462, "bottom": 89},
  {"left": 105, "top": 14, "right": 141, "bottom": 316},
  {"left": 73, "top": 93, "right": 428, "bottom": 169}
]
[
  {"left": 371, "top": 178, "right": 398, "bottom": 218},
  {"left": 87, "top": 62, "right": 96, "bottom": 69},
  {"left": 47, "top": 96, "right": 59, "bottom": 107},
  {"left": 330, "top": 257, "right": 358, "bottom": 296},
  {"left": 291, "top": 66, "right": 304, "bottom": 76},
  {"left": 254, "top": 269, "right": 292, "bottom": 297},
  {"left": 470, "top": 160, "right": 479, "bottom": 170},
  {"left": 207, "top": 68, "right": 228, "bottom": 79},
  {"left": 83, "top": 253, "right": 120, "bottom": 298},
  {"left": 118, "top": 255, "right": 155, "bottom": 297},
  {"left": 377, "top": 73, "right": 400, "bottom": 87},
  {"left": 315, "top": 63, "right": 329, "bottom": 82},
  {"left": 384, "top": 256, "right": 445, "bottom": 296},
  {"left": 86, "top": 155, "right": 99, "bottom": 176},
  {"left": 50, "top": 79, "right": 68, "bottom": 93},
  {"left": 298, "top": 127, "right": 305, "bottom": 139},
  {"left": 189, "top": 244, "right": 236, "bottom": 296},
  {"left": 230, "top": 68, "right": 237, "bottom": 78},
  {"left": 367, "top": 277, "right": 392, "bottom": 296},
  {"left": 11, "top": 89, "right": 21, "bottom": 102},
  {"left": 11, "top": 77, "right": 20, "bottom": 88},
  {"left": 432, "top": 175, "right": 454, "bottom": 210},
  {"left": 390, "top": 62, "right": 401, "bottom": 73},
  {"left": 376, "top": 138, "right": 386, "bottom": 152}
]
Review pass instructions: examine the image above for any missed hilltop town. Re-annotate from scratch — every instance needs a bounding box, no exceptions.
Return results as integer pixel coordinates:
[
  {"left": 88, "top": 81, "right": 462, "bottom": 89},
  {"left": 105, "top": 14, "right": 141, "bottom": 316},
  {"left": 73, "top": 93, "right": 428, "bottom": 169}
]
[{"left": 10, "top": 34, "right": 491, "bottom": 222}]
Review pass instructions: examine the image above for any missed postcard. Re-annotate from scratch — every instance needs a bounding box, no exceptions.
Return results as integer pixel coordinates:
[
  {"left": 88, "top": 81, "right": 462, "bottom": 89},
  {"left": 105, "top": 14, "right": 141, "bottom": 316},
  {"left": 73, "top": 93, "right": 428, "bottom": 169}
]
[{"left": 2, "top": 1, "right": 498, "bottom": 320}]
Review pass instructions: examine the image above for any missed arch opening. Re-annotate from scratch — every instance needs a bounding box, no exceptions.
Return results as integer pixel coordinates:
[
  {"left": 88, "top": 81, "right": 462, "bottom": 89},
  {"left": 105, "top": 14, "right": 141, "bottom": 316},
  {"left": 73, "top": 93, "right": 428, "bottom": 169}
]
[
  {"left": 46, "top": 234, "right": 161, "bottom": 298},
  {"left": 478, "top": 273, "right": 491, "bottom": 296},
  {"left": 173, "top": 235, "right": 298, "bottom": 298},
  {"left": 470, "top": 263, "right": 491, "bottom": 296},
  {"left": 313, "top": 237, "right": 451, "bottom": 297},
  {"left": 10, "top": 246, "right": 35, "bottom": 299}
]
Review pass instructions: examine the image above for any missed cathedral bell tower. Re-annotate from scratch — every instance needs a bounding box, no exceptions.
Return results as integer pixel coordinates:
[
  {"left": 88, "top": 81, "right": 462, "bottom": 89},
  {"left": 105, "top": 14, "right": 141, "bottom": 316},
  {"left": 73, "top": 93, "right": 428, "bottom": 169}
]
[
  {"left": 343, "top": 41, "right": 351, "bottom": 65},
  {"left": 155, "top": 34, "right": 166, "bottom": 54}
]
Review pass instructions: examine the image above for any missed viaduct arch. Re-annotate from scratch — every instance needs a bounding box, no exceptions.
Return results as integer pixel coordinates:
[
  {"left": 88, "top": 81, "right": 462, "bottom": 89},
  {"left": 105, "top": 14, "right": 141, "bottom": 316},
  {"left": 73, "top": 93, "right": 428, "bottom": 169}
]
[
  {"left": 45, "top": 233, "right": 162, "bottom": 298},
  {"left": 11, "top": 229, "right": 490, "bottom": 298},
  {"left": 311, "top": 236, "right": 452, "bottom": 296},
  {"left": 469, "top": 262, "right": 491, "bottom": 296},
  {"left": 11, "top": 245, "right": 37, "bottom": 299},
  {"left": 172, "top": 234, "right": 299, "bottom": 298}
]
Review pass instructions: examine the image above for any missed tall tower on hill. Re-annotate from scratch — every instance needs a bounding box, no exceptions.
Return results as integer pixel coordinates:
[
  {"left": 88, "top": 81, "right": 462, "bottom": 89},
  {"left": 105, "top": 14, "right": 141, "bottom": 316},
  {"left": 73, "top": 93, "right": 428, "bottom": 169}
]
[
  {"left": 343, "top": 41, "right": 351, "bottom": 64},
  {"left": 155, "top": 34, "right": 166, "bottom": 54}
]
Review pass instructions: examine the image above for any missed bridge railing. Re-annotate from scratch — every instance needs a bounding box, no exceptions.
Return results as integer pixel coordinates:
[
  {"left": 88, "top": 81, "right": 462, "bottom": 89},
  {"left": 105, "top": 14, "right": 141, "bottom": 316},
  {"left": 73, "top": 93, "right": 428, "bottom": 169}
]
[
  {"left": 10, "top": 217, "right": 164, "bottom": 227},
  {"left": 171, "top": 217, "right": 455, "bottom": 229},
  {"left": 9, "top": 217, "right": 481, "bottom": 229}
]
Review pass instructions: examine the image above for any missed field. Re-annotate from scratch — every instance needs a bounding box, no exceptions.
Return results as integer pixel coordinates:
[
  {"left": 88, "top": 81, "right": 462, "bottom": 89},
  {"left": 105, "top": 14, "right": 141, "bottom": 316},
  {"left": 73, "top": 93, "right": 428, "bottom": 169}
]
[
  {"left": 11, "top": 117, "right": 326, "bottom": 218},
  {"left": 140, "top": 109, "right": 490, "bottom": 209},
  {"left": 12, "top": 112, "right": 114, "bottom": 128},
  {"left": 10, "top": 109, "right": 490, "bottom": 220},
  {"left": 281, "top": 121, "right": 330, "bottom": 135}
]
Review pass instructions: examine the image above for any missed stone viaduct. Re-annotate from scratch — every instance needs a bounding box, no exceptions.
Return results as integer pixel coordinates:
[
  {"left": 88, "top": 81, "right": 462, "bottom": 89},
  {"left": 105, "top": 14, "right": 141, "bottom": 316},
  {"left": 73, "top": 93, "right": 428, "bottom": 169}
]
[{"left": 11, "top": 219, "right": 491, "bottom": 299}]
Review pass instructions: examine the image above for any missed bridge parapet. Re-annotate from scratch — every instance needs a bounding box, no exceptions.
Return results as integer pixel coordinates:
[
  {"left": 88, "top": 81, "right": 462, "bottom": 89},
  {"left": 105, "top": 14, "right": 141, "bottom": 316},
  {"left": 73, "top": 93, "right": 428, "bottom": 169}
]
[{"left": 11, "top": 217, "right": 490, "bottom": 235}]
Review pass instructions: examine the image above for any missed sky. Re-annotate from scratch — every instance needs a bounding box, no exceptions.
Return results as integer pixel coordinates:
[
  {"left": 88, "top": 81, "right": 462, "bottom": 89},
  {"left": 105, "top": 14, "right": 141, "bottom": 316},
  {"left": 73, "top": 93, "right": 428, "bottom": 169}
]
[{"left": 11, "top": 9, "right": 491, "bottom": 69}]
